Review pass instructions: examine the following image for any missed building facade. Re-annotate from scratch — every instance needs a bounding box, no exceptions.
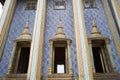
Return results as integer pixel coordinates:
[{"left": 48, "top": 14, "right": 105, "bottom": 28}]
[{"left": 0, "top": 0, "right": 120, "bottom": 80}]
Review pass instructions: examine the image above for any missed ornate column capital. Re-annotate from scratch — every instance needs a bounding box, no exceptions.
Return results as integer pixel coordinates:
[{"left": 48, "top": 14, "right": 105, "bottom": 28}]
[
  {"left": 67, "top": 40, "right": 72, "bottom": 45},
  {"left": 105, "top": 39, "right": 110, "bottom": 44},
  {"left": 49, "top": 41, "right": 53, "bottom": 46},
  {"left": 88, "top": 39, "right": 92, "bottom": 44}
]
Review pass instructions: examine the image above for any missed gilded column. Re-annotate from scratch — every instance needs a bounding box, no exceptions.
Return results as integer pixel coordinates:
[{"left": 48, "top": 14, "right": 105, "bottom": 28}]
[
  {"left": 67, "top": 40, "right": 72, "bottom": 74},
  {"left": 48, "top": 41, "right": 53, "bottom": 74},
  {"left": 0, "top": 0, "right": 17, "bottom": 60},
  {"left": 88, "top": 40, "right": 95, "bottom": 73},
  {"left": 0, "top": 0, "right": 13, "bottom": 32},
  {"left": 7, "top": 42, "right": 17, "bottom": 74},
  {"left": 72, "top": 0, "right": 93, "bottom": 80},
  {"left": 27, "top": 0, "right": 46, "bottom": 80}
]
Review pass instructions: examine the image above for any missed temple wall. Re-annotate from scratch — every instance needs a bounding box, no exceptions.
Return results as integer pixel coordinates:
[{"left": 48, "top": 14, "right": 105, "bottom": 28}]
[
  {"left": 0, "top": 0, "right": 36, "bottom": 76},
  {"left": 42, "top": 0, "right": 78, "bottom": 76},
  {"left": 83, "top": 0, "right": 120, "bottom": 72}
]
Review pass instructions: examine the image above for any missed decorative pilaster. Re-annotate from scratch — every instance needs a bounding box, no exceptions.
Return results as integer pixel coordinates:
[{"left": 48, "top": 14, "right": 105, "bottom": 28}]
[
  {"left": 67, "top": 40, "right": 72, "bottom": 74},
  {"left": 7, "top": 42, "right": 17, "bottom": 74},
  {"left": 105, "top": 40, "right": 116, "bottom": 72},
  {"left": 27, "top": 0, "right": 47, "bottom": 80},
  {"left": 0, "top": 0, "right": 14, "bottom": 32},
  {"left": 0, "top": 0, "right": 17, "bottom": 61},
  {"left": 48, "top": 41, "right": 53, "bottom": 74},
  {"left": 72, "top": 0, "right": 93, "bottom": 80},
  {"left": 88, "top": 40, "right": 95, "bottom": 73}
]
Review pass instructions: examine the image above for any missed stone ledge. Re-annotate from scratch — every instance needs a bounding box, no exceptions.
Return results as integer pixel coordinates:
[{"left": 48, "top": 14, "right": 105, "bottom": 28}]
[
  {"left": 94, "top": 73, "right": 120, "bottom": 80},
  {"left": 4, "top": 74, "right": 27, "bottom": 80},
  {"left": 42, "top": 74, "right": 78, "bottom": 80}
]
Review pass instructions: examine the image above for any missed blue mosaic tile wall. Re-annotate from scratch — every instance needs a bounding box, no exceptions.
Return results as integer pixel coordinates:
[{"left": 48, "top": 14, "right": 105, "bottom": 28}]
[
  {"left": 42, "top": 0, "right": 78, "bottom": 76},
  {"left": 0, "top": 0, "right": 36, "bottom": 76},
  {"left": 83, "top": 0, "right": 120, "bottom": 72}
]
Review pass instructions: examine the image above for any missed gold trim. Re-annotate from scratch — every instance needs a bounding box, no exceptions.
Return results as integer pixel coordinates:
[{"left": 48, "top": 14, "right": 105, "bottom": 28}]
[
  {"left": 14, "top": 47, "right": 21, "bottom": 73},
  {"left": 35, "top": 0, "right": 47, "bottom": 80},
  {"left": 72, "top": 0, "right": 85, "bottom": 79},
  {"left": 114, "top": 0, "right": 120, "bottom": 18}
]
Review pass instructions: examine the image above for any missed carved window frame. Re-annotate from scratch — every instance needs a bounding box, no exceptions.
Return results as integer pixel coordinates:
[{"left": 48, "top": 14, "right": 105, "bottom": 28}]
[
  {"left": 11, "top": 42, "right": 31, "bottom": 74},
  {"left": 52, "top": 41, "right": 68, "bottom": 74},
  {"left": 90, "top": 40, "right": 113, "bottom": 73}
]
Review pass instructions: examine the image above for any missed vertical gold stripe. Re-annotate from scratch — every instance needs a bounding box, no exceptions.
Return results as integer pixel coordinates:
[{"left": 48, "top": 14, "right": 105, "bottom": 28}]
[
  {"left": 72, "top": 0, "right": 93, "bottom": 80},
  {"left": 72, "top": 0, "right": 84, "bottom": 79},
  {"left": 35, "top": 0, "right": 47, "bottom": 79},
  {"left": 27, "top": 0, "right": 47, "bottom": 79}
]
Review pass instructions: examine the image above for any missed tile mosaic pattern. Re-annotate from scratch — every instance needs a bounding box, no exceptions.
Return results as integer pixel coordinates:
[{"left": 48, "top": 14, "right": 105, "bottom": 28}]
[
  {"left": 42, "top": 0, "right": 78, "bottom": 76},
  {"left": 0, "top": 0, "right": 36, "bottom": 76},
  {"left": 1, "top": 0, "right": 119, "bottom": 77},
  {"left": 83, "top": 0, "right": 120, "bottom": 72}
]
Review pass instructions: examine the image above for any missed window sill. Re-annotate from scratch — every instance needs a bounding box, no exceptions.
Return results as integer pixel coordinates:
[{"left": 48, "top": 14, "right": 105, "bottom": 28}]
[
  {"left": 94, "top": 73, "right": 120, "bottom": 79},
  {"left": 5, "top": 73, "right": 27, "bottom": 79},
  {"left": 43, "top": 74, "right": 77, "bottom": 80}
]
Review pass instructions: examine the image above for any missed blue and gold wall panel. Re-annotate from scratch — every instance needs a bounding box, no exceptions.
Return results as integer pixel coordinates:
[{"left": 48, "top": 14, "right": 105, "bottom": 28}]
[
  {"left": 0, "top": 0, "right": 36, "bottom": 76},
  {"left": 83, "top": 0, "right": 120, "bottom": 72},
  {"left": 42, "top": 0, "right": 78, "bottom": 76}
]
